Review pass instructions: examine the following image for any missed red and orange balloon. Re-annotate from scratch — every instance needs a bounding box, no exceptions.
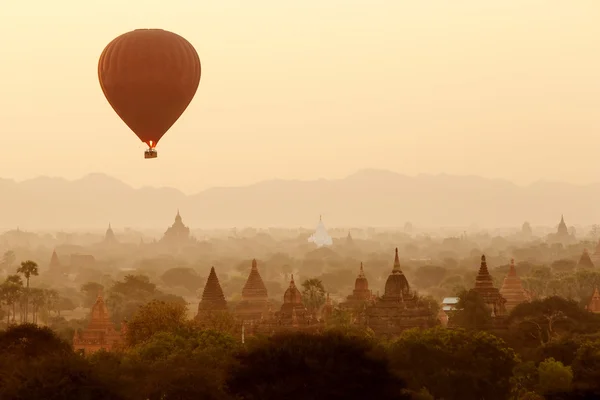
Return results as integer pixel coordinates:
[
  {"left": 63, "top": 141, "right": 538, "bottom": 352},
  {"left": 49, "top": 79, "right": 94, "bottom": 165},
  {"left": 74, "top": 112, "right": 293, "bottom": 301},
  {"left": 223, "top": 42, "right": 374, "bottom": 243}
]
[{"left": 98, "top": 29, "right": 201, "bottom": 156}]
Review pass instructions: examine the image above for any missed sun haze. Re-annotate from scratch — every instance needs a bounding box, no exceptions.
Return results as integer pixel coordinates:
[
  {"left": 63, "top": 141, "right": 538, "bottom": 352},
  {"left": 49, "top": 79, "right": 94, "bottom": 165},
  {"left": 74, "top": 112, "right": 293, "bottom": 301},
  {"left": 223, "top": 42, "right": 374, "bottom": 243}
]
[{"left": 1, "top": 1, "right": 599, "bottom": 193}]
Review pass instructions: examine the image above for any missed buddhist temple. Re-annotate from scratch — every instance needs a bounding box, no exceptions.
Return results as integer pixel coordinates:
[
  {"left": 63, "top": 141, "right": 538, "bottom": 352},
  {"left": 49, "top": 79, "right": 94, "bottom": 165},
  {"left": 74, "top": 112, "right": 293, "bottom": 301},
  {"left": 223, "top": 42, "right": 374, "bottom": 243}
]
[
  {"left": 499, "top": 259, "right": 529, "bottom": 312},
  {"left": 577, "top": 249, "right": 595, "bottom": 269},
  {"left": 48, "top": 249, "right": 61, "bottom": 271},
  {"left": 340, "top": 262, "right": 374, "bottom": 312},
  {"left": 307, "top": 215, "right": 333, "bottom": 247},
  {"left": 73, "top": 289, "right": 125, "bottom": 354},
  {"left": 547, "top": 215, "right": 576, "bottom": 245},
  {"left": 473, "top": 255, "right": 507, "bottom": 316},
  {"left": 235, "top": 259, "right": 270, "bottom": 322},
  {"left": 587, "top": 287, "right": 600, "bottom": 314},
  {"left": 365, "top": 248, "right": 436, "bottom": 338},
  {"left": 161, "top": 210, "right": 194, "bottom": 246},
  {"left": 103, "top": 223, "right": 118, "bottom": 245},
  {"left": 196, "top": 267, "right": 228, "bottom": 319}
]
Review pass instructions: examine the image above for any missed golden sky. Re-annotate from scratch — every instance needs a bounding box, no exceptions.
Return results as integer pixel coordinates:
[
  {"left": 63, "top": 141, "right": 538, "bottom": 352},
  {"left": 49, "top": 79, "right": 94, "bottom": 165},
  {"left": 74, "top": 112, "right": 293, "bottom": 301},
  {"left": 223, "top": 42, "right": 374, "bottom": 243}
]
[{"left": 1, "top": 1, "right": 599, "bottom": 193}]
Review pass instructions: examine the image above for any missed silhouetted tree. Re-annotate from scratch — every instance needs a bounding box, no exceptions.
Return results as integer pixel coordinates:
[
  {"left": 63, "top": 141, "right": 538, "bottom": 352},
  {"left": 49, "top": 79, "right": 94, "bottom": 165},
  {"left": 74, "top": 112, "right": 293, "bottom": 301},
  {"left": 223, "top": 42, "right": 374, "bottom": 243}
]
[{"left": 17, "top": 260, "right": 39, "bottom": 323}]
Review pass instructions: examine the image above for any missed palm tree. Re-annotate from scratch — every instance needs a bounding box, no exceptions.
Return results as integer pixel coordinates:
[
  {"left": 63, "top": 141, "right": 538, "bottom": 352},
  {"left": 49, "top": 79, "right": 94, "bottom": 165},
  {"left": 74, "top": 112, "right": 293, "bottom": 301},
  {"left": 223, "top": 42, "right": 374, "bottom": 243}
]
[
  {"left": 301, "top": 278, "right": 326, "bottom": 317},
  {"left": 17, "top": 260, "right": 39, "bottom": 323}
]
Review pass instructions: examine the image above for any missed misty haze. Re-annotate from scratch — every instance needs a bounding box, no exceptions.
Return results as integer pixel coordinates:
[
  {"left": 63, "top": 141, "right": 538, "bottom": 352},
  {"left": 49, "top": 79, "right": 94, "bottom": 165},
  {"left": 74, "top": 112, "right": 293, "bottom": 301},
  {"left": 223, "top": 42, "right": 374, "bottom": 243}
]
[{"left": 1, "top": 1, "right": 600, "bottom": 400}]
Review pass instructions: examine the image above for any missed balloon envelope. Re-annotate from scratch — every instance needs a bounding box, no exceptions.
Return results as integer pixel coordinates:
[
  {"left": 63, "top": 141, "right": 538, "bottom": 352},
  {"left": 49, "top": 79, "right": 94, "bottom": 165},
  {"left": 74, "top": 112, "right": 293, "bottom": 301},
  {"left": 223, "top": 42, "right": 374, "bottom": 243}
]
[{"left": 98, "top": 29, "right": 201, "bottom": 148}]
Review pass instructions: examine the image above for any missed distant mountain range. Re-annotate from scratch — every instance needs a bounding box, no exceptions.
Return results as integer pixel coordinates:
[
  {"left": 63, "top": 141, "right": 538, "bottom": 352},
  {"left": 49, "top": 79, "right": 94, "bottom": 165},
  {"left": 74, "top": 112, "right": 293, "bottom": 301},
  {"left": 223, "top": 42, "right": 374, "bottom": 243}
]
[{"left": 0, "top": 169, "right": 598, "bottom": 230}]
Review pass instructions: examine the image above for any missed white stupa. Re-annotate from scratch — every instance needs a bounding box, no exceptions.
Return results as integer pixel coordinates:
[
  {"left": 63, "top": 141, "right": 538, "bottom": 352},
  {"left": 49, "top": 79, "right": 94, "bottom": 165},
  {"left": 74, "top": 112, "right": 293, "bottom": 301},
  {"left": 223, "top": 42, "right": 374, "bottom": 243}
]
[{"left": 308, "top": 215, "right": 333, "bottom": 247}]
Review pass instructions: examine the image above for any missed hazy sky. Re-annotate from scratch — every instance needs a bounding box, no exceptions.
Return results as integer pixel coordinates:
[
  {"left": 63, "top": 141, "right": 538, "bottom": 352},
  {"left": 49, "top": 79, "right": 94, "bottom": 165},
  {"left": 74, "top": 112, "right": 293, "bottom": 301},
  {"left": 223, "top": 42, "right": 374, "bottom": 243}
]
[{"left": 1, "top": 1, "right": 599, "bottom": 193}]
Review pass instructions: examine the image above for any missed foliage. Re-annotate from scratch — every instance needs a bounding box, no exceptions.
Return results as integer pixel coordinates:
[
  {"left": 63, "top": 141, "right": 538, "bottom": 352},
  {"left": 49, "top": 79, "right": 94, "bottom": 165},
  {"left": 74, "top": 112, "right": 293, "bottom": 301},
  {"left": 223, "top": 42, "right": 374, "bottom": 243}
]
[
  {"left": 389, "top": 327, "right": 518, "bottom": 400},
  {"left": 126, "top": 299, "right": 189, "bottom": 347},
  {"left": 227, "top": 331, "right": 408, "bottom": 400},
  {"left": 301, "top": 278, "right": 326, "bottom": 315},
  {"left": 452, "top": 289, "right": 493, "bottom": 330}
]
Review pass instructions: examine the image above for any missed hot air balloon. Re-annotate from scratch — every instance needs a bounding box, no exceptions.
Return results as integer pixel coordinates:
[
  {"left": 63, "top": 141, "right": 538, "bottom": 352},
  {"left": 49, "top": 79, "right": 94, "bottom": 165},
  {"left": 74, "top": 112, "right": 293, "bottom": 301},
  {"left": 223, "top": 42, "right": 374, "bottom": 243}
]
[{"left": 98, "top": 29, "right": 201, "bottom": 159}]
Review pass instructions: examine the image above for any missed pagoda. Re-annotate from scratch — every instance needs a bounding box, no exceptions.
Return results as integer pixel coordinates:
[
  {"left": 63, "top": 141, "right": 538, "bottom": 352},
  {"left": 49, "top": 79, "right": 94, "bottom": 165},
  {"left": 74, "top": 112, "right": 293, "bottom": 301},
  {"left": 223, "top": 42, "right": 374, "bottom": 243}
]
[
  {"left": 103, "top": 223, "right": 118, "bottom": 245},
  {"left": 577, "top": 249, "right": 595, "bottom": 269},
  {"left": 161, "top": 210, "right": 194, "bottom": 246},
  {"left": 340, "top": 262, "right": 374, "bottom": 312},
  {"left": 73, "top": 289, "right": 125, "bottom": 354},
  {"left": 499, "top": 259, "right": 529, "bottom": 312},
  {"left": 279, "top": 275, "right": 308, "bottom": 321},
  {"left": 365, "top": 248, "right": 436, "bottom": 338},
  {"left": 547, "top": 215, "right": 576, "bottom": 245},
  {"left": 307, "top": 215, "right": 333, "bottom": 247},
  {"left": 235, "top": 259, "right": 270, "bottom": 322},
  {"left": 473, "top": 255, "right": 507, "bottom": 316},
  {"left": 196, "top": 267, "right": 228, "bottom": 319},
  {"left": 587, "top": 287, "right": 600, "bottom": 314},
  {"left": 48, "top": 250, "right": 61, "bottom": 271}
]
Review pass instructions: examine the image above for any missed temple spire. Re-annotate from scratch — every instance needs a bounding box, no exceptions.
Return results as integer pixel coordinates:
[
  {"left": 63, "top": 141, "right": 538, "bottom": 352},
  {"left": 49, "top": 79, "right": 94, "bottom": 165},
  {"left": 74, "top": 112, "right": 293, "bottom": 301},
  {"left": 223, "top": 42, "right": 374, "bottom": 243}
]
[{"left": 392, "top": 248, "right": 402, "bottom": 273}]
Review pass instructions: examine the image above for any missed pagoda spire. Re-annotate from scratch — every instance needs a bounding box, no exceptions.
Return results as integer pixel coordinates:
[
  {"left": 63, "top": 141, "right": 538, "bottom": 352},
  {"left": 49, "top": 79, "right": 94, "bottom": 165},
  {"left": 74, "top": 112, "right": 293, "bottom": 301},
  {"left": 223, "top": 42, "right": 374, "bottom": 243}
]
[{"left": 392, "top": 248, "right": 402, "bottom": 273}]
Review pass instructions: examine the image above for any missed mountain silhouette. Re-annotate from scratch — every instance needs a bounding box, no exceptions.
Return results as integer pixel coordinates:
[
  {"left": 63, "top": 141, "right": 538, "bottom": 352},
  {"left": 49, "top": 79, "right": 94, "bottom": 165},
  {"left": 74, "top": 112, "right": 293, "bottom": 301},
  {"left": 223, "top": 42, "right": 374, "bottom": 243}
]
[{"left": 0, "top": 169, "right": 597, "bottom": 230}]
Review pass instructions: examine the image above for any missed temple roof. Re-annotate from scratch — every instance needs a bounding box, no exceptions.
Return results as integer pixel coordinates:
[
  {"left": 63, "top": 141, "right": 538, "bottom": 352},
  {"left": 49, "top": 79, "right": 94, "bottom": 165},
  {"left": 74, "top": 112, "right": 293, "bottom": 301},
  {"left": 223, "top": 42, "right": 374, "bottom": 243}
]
[
  {"left": 473, "top": 255, "right": 506, "bottom": 308},
  {"left": 161, "top": 210, "right": 192, "bottom": 244},
  {"left": 49, "top": 250, "right": 60, "bottom": 269},
  {"left": 198, "top": 267, "right": 228, "bottom": 311},
  {"left": 500, "top": 259, "right": 528, "bottom": 309},
  {"left": 241, "top": 259, "right": 268, "bottom": 301},
  {"left": 355, "top": 262, "right": 369, "bottom": 291},
  {"left": 283, "top": 275, "right": 303, "bottom": 305},
  {"left": 595, "top": 239, "right": 600, "bottom": 256},
  {"left": 86, "top": 289, "right": 115, "bottom": 331},
  {"left": 383, "top": 248, "right": 410, "bottom": 299},
  {"left": 578, "top": 249, "right": 595, "bottom": 269},
  {"left": 307, "top": 215, "right": 333, "bottom": 247},
  {"left": 557, "top": 214, "right": 569, "bottom": 236},
  {"left": 104, "top": 223, "right": 118, "bottom": 244}
]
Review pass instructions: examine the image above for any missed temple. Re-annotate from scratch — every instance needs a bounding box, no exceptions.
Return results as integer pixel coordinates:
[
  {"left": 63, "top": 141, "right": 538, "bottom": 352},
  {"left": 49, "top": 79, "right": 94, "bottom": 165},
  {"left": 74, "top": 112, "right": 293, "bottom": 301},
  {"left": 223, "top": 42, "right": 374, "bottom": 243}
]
[
  {"left": 473, "top": 255, "right": 507, "bottom": 316},
  {"left": 235, "top": 259, "right": 270, "bottom": 322},
  {"left": 340, "top": 262, "right": 374, "bottom": 318},
  {"left": 73, "top": 289, "right": 126, "bottom": 354},
  {"left": 365, "top": 248, "right": 436, "bottom": 338},
  {"left": 161, "top": 210, "right": 194, "bottom": 246},
  {"left": 587, "top": 287, "right": 600, "bottom": 314},
  {"left": 307, "top": 215, "right": 333, "bottom": 247},
  {"left": 103, "top": 223, "right": 118, "bottom": 245},
  {"left": 499, "top": 259, "right": 529, "bottom": 312},
  {"left": 196, "top": 267, "right": 228, "bottom": 319},
  {"left": 577, "top": 248, "right": 595, "bottom": 269},
  {"left": 547, "top": 215, "right": 576, "bottom": 245},
  {"left": 48, "top": 249, "right": 61, "bottom": 271}
]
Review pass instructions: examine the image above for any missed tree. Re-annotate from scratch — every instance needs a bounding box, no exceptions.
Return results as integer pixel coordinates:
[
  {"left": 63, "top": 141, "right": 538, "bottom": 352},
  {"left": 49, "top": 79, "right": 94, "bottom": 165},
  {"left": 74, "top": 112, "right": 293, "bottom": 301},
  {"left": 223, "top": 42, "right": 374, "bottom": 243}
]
[
  {"left": 1, "top": 275, "right": 23, "bottom": 324},
  {"left": 571, "top": 340, "right": 600, "bottom": 392},
  {"left": 507, "top": 297, "right": 600, "bottom": 347},
  {"left": 452, "top": 289, "right": 493, "bottom": 330},
  {"left": 537, "top": 358, "right": 573, "bottom": 395},
  {"left": 17, "top": 260, "right": 39, "bottom": 323},
  {"left": 389, "top": 327, "right": 518, "bottom": 400},
  {"left": 126, "top": 300, "right": 189, "bottom": 347},
  {"left": 0, "top": 324, "right": 116, "bottom": 400},
  {"left": 227, "top": 331, "right": 408, "bottom": 400},
  {"left": 301, "top": 278, "right": 326, "bottom": 316},
  {"left": 80, "top": 282, "right": 104, "bottom": 307},
  {"left": 161, "top": 267, "right": 204, "bottom": 293},
  {"left": 1, "top": 250, "right": 15, "bottom": 269}
]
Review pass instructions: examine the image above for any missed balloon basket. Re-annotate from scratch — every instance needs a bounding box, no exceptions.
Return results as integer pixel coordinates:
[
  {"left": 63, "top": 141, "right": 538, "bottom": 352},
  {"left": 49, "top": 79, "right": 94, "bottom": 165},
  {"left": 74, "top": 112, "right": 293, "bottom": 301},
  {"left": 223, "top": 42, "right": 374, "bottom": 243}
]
[{"left": 144, "top": 149, "right": 157, "bottom": 159}]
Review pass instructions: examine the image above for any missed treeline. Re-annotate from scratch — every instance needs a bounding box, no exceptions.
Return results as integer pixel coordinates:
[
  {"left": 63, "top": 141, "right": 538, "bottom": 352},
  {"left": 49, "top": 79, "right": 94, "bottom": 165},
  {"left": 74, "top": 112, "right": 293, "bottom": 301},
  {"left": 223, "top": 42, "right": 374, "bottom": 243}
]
[{"left": 2, "top": 298, "right": 600, "bottom": 400}]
